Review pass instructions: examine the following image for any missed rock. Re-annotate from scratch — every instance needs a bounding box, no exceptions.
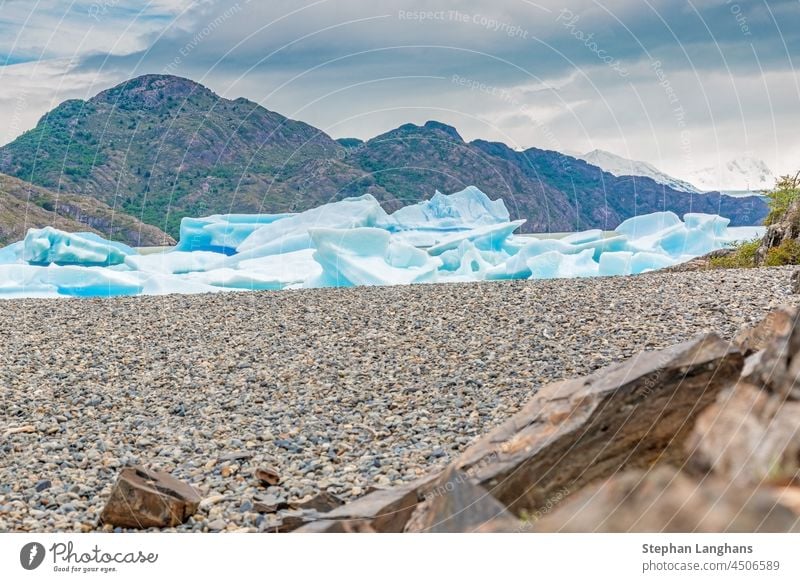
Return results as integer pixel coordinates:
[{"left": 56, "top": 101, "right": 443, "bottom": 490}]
[
  {"left": 739, "top": 306, "right": 800, "bottom": 400},
  {"left": 2, "top": 425, "right": 36, "bottom": 438},
  {"left": 734, "top": 306, "right": 796, "bottom": 354},
  {"left": 99, "top": 466, "right": 201, "bottom": 529},
  {"left": 255, "top": 466, "right": 281, "bottom": 486},
  {"left": 792, "top": 270, "right": 800, "bottom": 294},
  {"left": 291, "top": 491, "right": 344, "bottom": 513},
  {"left": 207, "top": 518, "right": 227, "bottom": 532},
  {"left": 755, "top": 175, "right": 800, "bottom": 265},
  {"left": 275, "top": 509, "right": 320, "bottom": 532},
  {"left": 218, "top": 451, "right": 253, "bottom": 462},
  {"left": 451, "top": 334, "right": 742, "bottom": 516},
  {"left": 687, "top": 381, "right": 800, "bottom": 486},
  {"left": 253, "top": 494, "right": 290, "bottom": 513},
  {"left": 532, "top": 466, "right": 800, "bottom": 532},
  {"left": 35, "top": 480, "right": 51, "bottom": 492},
  {"left": 198, "top": 494, "right": 228, "bottom": 510},
  {"left": 404, "top": 468, "right": 521, "bottom": 532},
  {"left": 294, "top": 486, "right": 420, "bottom": 533}
]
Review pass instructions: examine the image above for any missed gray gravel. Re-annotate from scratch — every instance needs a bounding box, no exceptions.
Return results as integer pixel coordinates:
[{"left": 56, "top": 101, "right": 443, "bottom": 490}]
[{"left": 1, "top": 267, "right": 797, "bottom": 532}]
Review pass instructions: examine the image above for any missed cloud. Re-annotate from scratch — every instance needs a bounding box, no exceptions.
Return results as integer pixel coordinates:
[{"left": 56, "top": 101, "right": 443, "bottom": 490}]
[{"left": 0, "top": 0, "right": 798, "bottom": 179}]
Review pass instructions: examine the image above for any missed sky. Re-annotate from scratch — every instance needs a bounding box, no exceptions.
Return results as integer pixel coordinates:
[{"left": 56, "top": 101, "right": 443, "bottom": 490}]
[{"left": 0, "top": 0, "right": 798, "bottom": 184}]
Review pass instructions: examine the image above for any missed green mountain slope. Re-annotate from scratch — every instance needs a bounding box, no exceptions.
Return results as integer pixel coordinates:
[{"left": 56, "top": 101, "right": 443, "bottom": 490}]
[
  {"left": 0, "top": 173, "right": 173, "bottom": 247},
  {"left": 0, "top": 74, "right": 767, "bottom": 238}
]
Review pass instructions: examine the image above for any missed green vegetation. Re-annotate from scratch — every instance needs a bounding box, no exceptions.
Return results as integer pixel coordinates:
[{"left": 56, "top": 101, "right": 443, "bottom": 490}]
[
  {"left": 709, "top": 239, "right": 760, "bottom": 269},
  {"left": 765, "top": 172, "right": 800, "bottom": 226},
  {"left": 710, "top": 171, "right": 800, "bottom": 269},
  {"left": 764, "top": 239, "right": 800, "bottom": 266}
]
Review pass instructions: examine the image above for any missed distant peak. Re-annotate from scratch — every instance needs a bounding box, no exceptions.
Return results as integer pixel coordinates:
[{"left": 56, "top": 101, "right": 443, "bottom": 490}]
[
  {"left": 91, "top": 74, "right": 216, "bottom": 108},
  {"left": 423, "top": 120, "right": 462, "bottom": 140}
]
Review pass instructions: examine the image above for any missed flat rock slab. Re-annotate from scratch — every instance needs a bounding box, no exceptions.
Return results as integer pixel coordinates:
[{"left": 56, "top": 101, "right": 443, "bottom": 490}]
[
  {"left": 452, "top": 334, "right": 742, "bottom": 515},
  {"left": 100, "top": 466, "right": 201, "bottom": 529},
  {"left": 687, "top": 381, "right": 800, "bottom": 486},
  {"left": 740, "top": 306, "right": 800, "bottom": 401},
  {"left": 531, "top": 466, "right": 800, "bottom": 532},
  {"left": 405, "top": 468, "right": 521, "bottom": 532}
]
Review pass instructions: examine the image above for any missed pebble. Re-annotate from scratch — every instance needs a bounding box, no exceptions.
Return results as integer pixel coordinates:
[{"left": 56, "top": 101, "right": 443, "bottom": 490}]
[{"left": 0, "top": 268, "right": 796, "bottom": 531}]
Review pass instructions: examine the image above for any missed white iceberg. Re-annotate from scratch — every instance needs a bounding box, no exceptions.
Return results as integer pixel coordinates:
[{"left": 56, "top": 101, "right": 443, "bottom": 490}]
[
  {"left": 22, "top": 227, "right": 134, "bottom": 266},
  {"left": 0, "top": 186, "right": 749, "bottom": 299},
  {"left": 236, "top": 195, "right": 387, "bottom": 257},
  {"left": 307, "top": 228, "right": 441, "bottom": 287},
  {"left": 176, "top": 213, "right": 293, "bottom": 253}
]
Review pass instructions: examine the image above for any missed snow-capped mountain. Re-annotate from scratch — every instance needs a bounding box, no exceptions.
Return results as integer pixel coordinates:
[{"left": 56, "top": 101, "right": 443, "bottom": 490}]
[
  {"left": 577, "top": 150, "right": 701, "bottom": 194},
  {"left": 688, "top": 157, "right": 775, "bottom": 194}
]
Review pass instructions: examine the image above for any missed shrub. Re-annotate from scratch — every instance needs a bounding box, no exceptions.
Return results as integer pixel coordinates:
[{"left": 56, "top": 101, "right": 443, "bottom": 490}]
[
  {"left": 765, "top": 172, "right": 800, "bottom": 226},
  {"left": 709, "top": 239, "right": 760, "bottom": 269},
  {"left": 765, "top": 238, "right": 800, "bottom": 266}
]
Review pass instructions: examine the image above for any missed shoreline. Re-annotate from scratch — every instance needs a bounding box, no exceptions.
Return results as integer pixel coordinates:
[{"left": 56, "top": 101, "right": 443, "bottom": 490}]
[{"left": 1, "top": 267, "right": 797, "bottom": 532}]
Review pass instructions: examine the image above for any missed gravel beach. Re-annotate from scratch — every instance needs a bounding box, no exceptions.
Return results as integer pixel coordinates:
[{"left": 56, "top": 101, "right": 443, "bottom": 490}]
[{"left": 1, "top": 267, "right": 797, "bottom": 532}]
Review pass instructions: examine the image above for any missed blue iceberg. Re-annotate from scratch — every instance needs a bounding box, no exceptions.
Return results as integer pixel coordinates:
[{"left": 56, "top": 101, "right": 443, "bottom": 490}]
[{"left": 0, "top": 186, "right": 750, "bottom": 299}]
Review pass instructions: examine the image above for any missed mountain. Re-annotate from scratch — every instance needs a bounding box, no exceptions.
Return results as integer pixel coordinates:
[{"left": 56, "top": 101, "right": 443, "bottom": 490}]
[
  {"left": 688, "top": 157, "right": 775, "bottom": 194},
  {"left": 0, "top": 75, "right": 768, "bottom": 237},
  {"left": 0, "top": 173, "right": 173, "bottom": 247},
  {"left": 578, "top": 149, "right": 701, "bottom": 194}
]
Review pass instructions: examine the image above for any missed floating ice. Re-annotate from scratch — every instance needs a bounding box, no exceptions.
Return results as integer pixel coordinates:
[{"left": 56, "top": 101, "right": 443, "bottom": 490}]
[
  {"left": 0, "top": 186, "right": 749, "bottom": 299},
  {"left": 236, "top": 195, "right": 387, "bottom": 256},
  {"left": 176, "top": 213, "right": 294, "bottom": 254},
  {"left": 307, "top": 228, "right": 440, "bottom": 287},
  {"left": 23, "top": 227, "right": 134, "bottom": 266}
]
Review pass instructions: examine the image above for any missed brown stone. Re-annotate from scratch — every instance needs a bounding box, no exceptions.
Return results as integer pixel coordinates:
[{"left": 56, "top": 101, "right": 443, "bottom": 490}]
[
  {"left": 739, "top": 307, "right": 800, "bottom": 401},
  {"left": 275, "top": 509, "right": 321, "bottom": 532},
  {"left": 532, "top": 466, "right": 800, "bottom": 532},
  {"left": 99, "top": 466, "right": 201, "bottom": 529},
  {"left": 686, "top": 381, "right": 800, "bottom": 486},
  {"left": 734, "top": 306, "right": 796, "bottom": 354},
  {"left": 253, "top": 494, "right": 289, "bottom": 513},
  {"left": 291, "top": 491, "right": 344, "bottom": 513},
  {"left": 404, "top": 468, "right": 521, "bottom": 532},
  {"left": 451, "top": 334, "right": 742, "bottom": 516},
  {"left": 294, "top": 486, "right": 419, "bottom": 533},
  {"left": 254, "top": 466, "right": 281, "bottom": 486}
]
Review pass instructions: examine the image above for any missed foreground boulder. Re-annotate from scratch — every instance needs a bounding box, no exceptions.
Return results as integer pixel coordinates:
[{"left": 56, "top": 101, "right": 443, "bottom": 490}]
[
  {"left": 531, "top": 466, "right": 800, "bottom": 532},
  {"left": 687, "top": 381, "right": 800, "bottom": 487},
  {"left": 451, "top": 334, "right": 742, "bottom": 515},
  {"left": 739, "top": 307, "right": 800, "bottom": 401},
  {"left": 404, "top": 468, "right": 521, "bottom": 532},
  {"left": 100, "top": 466, "right": 201, "bottom": 529}
]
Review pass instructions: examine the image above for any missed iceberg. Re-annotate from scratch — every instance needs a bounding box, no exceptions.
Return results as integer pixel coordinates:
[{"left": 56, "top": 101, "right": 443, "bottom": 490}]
[
  {"left": 307, "top": 228, "right": 440, "bottom": 287},
  {"left": 0, "top": 186, "right": 746, "bottom": 299},
  {"left": 385, "top": 186, "right": 509, "bottom": 230},
  {"left": 236, "top": 195, "right": 387, "bottom": 256},
  {"left": 427, "top": 220, "right": 525, "bottom": 256},
  {"left": 22, "top": 227, "right": 133, "bottom": 266},
  {"left": 183, "top": 250, "right": 321, "bottom": 291},
  {"left": 124, "top": 251, "right": 226, "bottom": 274},
  {"left": 527, "top": 249, "right": 600, "bottom": 279},
  {"left": 175, "top": 213, "right": 294, "bottom": 254}
]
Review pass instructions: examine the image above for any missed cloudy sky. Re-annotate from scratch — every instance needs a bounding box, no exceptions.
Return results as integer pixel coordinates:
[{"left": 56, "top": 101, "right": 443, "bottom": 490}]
[{"left": 0, "top": 0, "right": 798, "bottom": 183}]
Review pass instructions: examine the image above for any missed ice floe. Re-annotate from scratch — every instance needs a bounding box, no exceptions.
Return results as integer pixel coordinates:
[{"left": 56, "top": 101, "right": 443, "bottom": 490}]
[{"left": 0, "top": 186, "right": 759, "bottom": 298}]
